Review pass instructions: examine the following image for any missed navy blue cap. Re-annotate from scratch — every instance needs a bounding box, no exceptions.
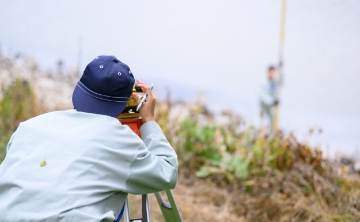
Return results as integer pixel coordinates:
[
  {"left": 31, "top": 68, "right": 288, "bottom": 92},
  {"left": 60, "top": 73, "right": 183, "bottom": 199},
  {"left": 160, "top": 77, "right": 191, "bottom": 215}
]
[{"left": 72, "top": 55, "right": 135, "bottom": 117}]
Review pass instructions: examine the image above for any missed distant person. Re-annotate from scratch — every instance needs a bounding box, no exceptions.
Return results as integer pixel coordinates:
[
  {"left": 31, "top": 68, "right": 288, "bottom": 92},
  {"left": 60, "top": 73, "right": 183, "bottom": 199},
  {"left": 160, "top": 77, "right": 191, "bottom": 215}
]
[
  {"left": 0, "top": 55, "right": 178, "bottom": 221},
  {"left": 259, "top": 65, "right": 283, "bottom": 137}
]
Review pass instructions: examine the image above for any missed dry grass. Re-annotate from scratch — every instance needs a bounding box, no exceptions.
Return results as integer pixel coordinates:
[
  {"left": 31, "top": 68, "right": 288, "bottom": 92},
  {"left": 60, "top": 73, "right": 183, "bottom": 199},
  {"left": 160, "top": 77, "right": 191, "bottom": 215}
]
[{"left": 154, "top": 94, "right": 360, "bottom": 221}]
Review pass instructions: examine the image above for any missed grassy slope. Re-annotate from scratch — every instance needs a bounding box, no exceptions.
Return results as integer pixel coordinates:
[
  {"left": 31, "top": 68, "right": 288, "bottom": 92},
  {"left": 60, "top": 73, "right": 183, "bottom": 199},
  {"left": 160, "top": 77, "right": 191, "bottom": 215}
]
[
  {"left": 0, "top": 56, "right": 359, "bottom": 221},
  {"left": 154, "top": 100, "right": 360, "bottom": 221}
]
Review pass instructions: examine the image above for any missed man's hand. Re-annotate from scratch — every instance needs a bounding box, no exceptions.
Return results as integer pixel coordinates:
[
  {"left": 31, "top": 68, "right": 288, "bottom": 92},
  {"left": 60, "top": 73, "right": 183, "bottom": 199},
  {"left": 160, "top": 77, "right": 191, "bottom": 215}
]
[{"left": 132, "top": 80, "right": 156, "bottom": 123}]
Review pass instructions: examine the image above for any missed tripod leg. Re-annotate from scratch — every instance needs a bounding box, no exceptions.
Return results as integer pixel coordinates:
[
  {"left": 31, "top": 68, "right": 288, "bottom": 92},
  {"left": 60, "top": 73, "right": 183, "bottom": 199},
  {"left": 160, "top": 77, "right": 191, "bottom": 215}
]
[
  {"left": 123, "top": 198, "right": 131, "bottom": 222},
  {"left": 154, "top": 190, "right": 182, "bottom": 222},
  {"left": 142, "top": 194, "right": 152, "bottom": 222}
]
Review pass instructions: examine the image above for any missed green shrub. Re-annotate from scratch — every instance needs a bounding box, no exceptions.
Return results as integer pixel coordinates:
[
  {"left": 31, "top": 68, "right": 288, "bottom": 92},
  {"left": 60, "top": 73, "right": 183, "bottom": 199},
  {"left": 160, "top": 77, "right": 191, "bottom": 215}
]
[
  {"left": 0, "top": 78, "right": 41, "bottom": 162},
  {"left": 1, "top": 79, "right": 38, "bottom": 135}
]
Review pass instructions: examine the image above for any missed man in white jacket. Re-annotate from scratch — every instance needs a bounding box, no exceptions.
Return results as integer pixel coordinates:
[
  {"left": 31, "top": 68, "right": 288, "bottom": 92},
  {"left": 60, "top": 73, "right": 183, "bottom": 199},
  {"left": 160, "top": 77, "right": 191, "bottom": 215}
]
[
  {"left": 259, "top": 65, "right": 283, "bottom": 137},
  {"left": 0, "top": 55, "right": 178, "bottom": 221}
]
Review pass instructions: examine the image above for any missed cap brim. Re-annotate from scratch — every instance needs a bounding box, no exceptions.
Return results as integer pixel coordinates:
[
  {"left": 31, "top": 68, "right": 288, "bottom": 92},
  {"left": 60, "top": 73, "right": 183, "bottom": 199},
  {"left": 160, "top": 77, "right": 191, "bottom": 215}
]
[{"left": 72, "top": 84, "right": 127, "bottom": 118}]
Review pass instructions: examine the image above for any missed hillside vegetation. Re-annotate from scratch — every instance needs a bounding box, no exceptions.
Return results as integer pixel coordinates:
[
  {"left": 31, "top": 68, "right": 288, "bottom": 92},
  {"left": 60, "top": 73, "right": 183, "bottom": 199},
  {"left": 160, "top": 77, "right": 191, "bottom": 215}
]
[{"left": 0, "top": 54, "right": 359, "bottom": 221}]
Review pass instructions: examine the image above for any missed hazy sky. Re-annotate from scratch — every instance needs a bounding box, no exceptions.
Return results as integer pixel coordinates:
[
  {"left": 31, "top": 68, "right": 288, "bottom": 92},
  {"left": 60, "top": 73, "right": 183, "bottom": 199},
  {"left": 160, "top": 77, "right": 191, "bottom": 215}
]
[{"left": 0, "top": 0, "right": 359, "bottom": 155}]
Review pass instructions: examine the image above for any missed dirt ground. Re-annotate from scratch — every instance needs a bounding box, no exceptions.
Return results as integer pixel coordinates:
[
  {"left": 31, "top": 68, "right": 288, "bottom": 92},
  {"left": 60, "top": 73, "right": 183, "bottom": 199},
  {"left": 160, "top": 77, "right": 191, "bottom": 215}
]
[{"left": 127, "top": 173, "right": 244, "bottom": 222}]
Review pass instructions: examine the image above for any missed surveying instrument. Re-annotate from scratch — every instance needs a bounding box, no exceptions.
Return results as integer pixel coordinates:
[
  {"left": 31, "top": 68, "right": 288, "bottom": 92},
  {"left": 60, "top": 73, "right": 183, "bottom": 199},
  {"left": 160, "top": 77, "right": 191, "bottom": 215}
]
[{"left": 116, "top": 83, "right": 182, "bottom": 222}]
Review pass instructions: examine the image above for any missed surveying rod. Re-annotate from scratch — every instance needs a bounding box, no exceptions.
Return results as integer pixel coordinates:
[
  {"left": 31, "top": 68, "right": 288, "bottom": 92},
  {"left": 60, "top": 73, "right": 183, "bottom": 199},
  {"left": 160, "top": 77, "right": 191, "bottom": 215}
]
[{"left": 273, "top": 0, "right": 287, "bottom": 134}]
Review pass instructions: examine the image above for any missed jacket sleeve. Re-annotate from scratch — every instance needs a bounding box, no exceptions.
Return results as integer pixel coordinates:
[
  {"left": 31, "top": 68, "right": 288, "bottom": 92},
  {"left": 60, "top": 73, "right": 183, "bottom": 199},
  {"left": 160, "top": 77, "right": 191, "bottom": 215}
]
[
  {"left": 276, "top": 67, "right": 284, "bottom": 88},
  {"left": 125, "top": 121, "right": 178, "bottom": 194},
  {"left": 6, "top": 131, "right": 17, "bottom": 153}
]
